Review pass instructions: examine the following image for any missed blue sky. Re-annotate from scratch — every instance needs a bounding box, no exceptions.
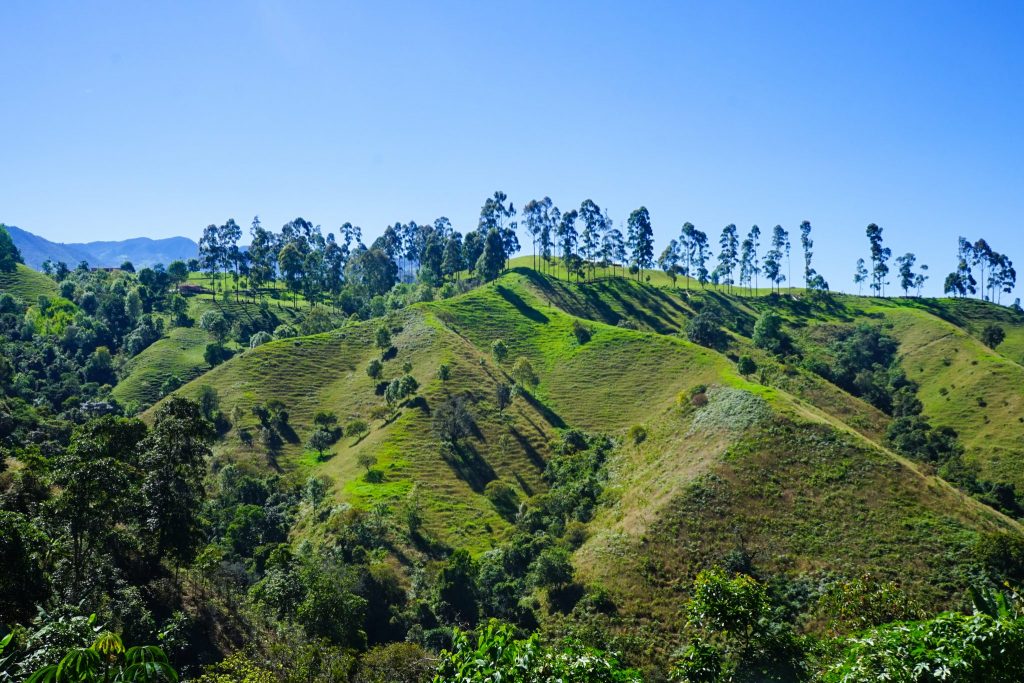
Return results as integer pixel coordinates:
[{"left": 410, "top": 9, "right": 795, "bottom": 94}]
[{"left": 2, "top": 1, "right": 1022, "bottom": 297}]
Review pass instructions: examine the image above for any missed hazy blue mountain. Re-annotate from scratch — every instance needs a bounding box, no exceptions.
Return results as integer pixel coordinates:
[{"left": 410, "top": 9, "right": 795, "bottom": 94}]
[{"left": 5, "top": 225, "right": 198, "bottom": 270}]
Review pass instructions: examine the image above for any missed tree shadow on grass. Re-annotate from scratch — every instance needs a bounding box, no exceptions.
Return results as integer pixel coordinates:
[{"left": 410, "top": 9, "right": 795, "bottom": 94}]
[
  {"left": 517, "top": 389, "right": 567, "bottom": 430},
  {"left": 442, "top": 440, "right": 497, "bottom": 493},
  {"left": 508, "top": 426, "right": 546, "bottom": 472},
  {"left": 495, "top": 284, "right": 549, "bottom": 323}
]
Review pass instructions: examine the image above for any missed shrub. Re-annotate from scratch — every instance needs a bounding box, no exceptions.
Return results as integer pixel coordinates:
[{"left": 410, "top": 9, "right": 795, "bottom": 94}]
[
  {"left": 511, "top": 356, "right": 538, "bottom": 388},
  {"left": 204, "top": 342, "right": 234, "bottom": 367},
  {"left": 491, "top": 339, "right": 508, "bottom": 362},
  {"left": 249, "top": 330, "right": 273, "bottom": 348},
  {"left": 686, "top": 312, "right": 726, "bottom": 348},
  {"left": 572, "top": 319, "right": 592, "bottom": 344},
  {"left": 627, "top": 424, "right": 647, "bottom": 446},
  {"left": 981, "top": 323, "right": 1006, "bottom": 349},
  {"left": 345, "top": 419, "right": 369, "bottom": 438},
  {"left": 752, "top": 311, "right": 788, "bottom": 355},
  {"left": 366, "top": 359, "right": 383, "bottom": 379},
  {"left": 484, "top": 480, "right": 520, "bottom": 518},
  {"left": 737, "top": 355, "right": 757, "bottom": 376}
]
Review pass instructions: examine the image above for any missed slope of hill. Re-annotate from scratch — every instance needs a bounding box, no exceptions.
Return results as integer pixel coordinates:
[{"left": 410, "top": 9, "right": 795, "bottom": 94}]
[
  {"left": 155, "top": 269, "right": 1023, "bottom": 658},
  {"left": 0, "top": 263, "right": 59, "bottom": 301},
  {"left": 5, "top": 224, "right": 198, "bottom": 269}
]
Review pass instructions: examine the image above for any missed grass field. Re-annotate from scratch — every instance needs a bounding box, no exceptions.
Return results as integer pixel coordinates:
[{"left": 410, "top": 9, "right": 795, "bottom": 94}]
[{"left": 0, "top": 263, "right": 58, "bottom": 301}]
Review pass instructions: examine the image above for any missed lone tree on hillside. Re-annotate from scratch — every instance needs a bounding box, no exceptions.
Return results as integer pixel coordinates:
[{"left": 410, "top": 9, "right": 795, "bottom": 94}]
[
  {"left": 307, "top": 428, "right": 333, "bottom": 460},
  {"left": 981, "top": 324, "right": 1006, "bottom": 349},
  {"left": 491, "top": 339, "right": 508, "bottom": 362},
  {"left": 375, "top": 324, "right": 391, "bottom": 354},
  {"left": 357, "top": 452, "right": 378, "bottom": 473},
  {"left": 511, "top": 356, "right": 538, "bottom": 388}
]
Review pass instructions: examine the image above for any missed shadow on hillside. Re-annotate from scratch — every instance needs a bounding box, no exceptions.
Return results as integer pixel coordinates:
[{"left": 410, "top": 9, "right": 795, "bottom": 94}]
[
  {"left": 495, "top": 284, "right": 549, "bottom": 323},
  {"left": 518, "top": 389, "right": 567, "bottom": 429},
  {"left": 508, "top": 425, "right": 546, "bottom": 471},
  {"left": 442, "top": 441, "right": 497, "bottom": 492}
]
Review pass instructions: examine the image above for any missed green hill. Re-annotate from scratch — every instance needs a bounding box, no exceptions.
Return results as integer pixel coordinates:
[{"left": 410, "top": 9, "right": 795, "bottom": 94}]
[
  {"left": 155, "top": 268, "right": 1024, "bottom": 659},
  {"left": 0, "top": 263, "right": 59, "bottom": 302}
]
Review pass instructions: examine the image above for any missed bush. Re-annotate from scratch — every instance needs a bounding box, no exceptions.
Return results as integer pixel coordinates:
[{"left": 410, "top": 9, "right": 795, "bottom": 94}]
[
  {"left": 249, "top": 330, "right": 273, "bottom": 348},
  {"left": 491, "top": 339, "right": 508, "bottom": 362},
  {"left": 572, "top": 320, "right": 592, "bottom": 344},
  {"left": 627, "top": 424, "right": 647, "bottom": 446},
  {"left": 982, "top": 323, "right": 1006, "bottom": 349},
  {"left": 737, "top": 355, "right": 757, "bottom": 376},
  {"left": 686, "top": 312, "right": 726, "bottom": 348},
  {"left": 484, "top": 480, "right": 520, "bottom": 518},
  {"left": 345, "top": 419, "right": 369, "bottom": 438},
  {"left": 355, "top": 642, "right": 432, "bottom": 683},
  {"left": 752, "top": 311, "right": 788, "bottom": 355},
  {"left": 204, "top": 342, "right": 234, "bottom": 367}
]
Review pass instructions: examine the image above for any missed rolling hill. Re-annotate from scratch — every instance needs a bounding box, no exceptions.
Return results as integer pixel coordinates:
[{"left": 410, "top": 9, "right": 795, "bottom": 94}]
[{"left": 152, "top": 267, "right": 1024, "bottom": 663}]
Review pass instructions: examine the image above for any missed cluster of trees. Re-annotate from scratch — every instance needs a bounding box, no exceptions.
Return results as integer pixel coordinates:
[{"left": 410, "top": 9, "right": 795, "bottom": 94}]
[
  {"left": 0, "top": 399, "right": 213, "bottom": 673},
  {"left": 943, "top": 237, "right": 1017, "bottom": 302}
]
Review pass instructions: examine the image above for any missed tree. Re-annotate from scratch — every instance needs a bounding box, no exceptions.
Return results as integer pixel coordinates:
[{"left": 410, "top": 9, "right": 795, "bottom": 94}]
[
  {"left": 686, "top": 312, "right": 725, "bottom": 348},
  {"left": 277, "top": 242, "right": 304, "bottom": 307},
  {"left": 199, "top": 310, "right": 229, "bottom": 342},
  {"left": 866, "top": 223, "right": 890, "bottom": 296},
  {"left": 853, "top": 258, "right": 868, "bottom": 294},
  {"left": 375, "top": 324, "right": 391, "bottom": 353},
  {"left": 140, "top": 397, "right": 214, "bottom": 566},
  {"left": 357, "top": 453, "right": 378, "bottom": 472},
  {"left": 747, "top": 224, "right": 761, "bottom": 292},
  {"left": 491, "top": 339, "right": 508, "bottom": 362},
  {"left": 737, "top": 355, "right": 757, "bottom": 376},
  {"left": 626, "top": 207, "right": 655, "bottom": 281},
  {"left": 435, "top": 549, "right": 479, "bottom": 625},
  {"left": 679, "top": 222, "right": 698, "bottom": 289},
  {"left": 752, "top": 311, "right": 788, "bottom": 355},
  {"left": 579, "top": 199, "right": 604, "bottom": 280},
  {"left": 511, "top": 356, "right": 538, "bottom": 388},
  {"left": 556, "top": 210, "right": 579, "bottom": 282},
  {"left": 478, "top": 191, "right": 517, "bottom": 269},
  {"left": 981, "top": 324, "right": 1006, "bottom": 349},
  {"left": 658, "top": 240, "right": 681, "bottom": 287},
  {"left": 973, "top": 238, "right": 993, "bottom": 300},
  {"left": 0, "top": 224, "right": 24, "bottom": 272},
  {"left": 495, "top": 383, "right": 512, "bottom": 413},
  {"left": 523, "top": 198, "right": 545, "bottom": 271},
  {"left": 476, "top": 228, "right": 505, "bottom": 282},
  {"left": 765, "top": 225, "right": 788, "bottom": 293},
  {"left": 437, "top": 362, "right": 451, "bottom": 383},
  {"left": 346, "top": 247, "right": 398, "bottom": 297},
  {"left": 433, "top": 394, "right": 474, "bottom": 445},
  {"left": 716, "top": 224, "right": 739, "bottom": 292},
  {"left": 897, "top": 253, "right": 928, "bottom": 297},
  {"left": 441, "top": 233, "right": 465, "bottom": 281},
  {"left": 799, "top": 220, "right": 814, "bottom": 289},
  {"left": 603, "top": 226, "right": 625, "bottom": 278},
  {"left": 307, "top": 428, "right": 334, "bottom": 460}
]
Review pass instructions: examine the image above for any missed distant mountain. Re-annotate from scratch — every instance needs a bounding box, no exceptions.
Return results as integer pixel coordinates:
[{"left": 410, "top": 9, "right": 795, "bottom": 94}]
[{"left": 5, "top": 225, "right": 198, "bottom": 270}]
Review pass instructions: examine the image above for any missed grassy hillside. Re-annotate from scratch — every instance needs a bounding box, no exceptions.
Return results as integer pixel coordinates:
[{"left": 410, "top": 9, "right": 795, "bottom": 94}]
[
  {"left": 0, "top": 263, "right": 58, "bottom": 301},
  {"left": 156, "top": 270, "right": 1024, "bottom": 644},
  {"left": 113, "top": 326, "right": 212, "bottom": 408}
]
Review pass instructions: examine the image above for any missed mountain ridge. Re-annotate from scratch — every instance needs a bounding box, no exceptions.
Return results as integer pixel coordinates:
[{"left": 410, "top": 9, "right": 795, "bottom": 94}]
[{"left": 4, "top": 224, "right": 198, "bottom": 269}]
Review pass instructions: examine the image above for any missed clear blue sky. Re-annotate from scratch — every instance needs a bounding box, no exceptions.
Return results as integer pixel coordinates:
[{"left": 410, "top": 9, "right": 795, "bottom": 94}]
[{"left": 2, "top": 1, "right": 1022, "bottom": 297}]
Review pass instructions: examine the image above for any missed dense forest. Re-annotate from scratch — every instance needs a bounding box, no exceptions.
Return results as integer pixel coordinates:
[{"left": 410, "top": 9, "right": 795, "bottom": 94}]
[{"left": 2, "top": 192, "right": 1024, "bottom": 683}]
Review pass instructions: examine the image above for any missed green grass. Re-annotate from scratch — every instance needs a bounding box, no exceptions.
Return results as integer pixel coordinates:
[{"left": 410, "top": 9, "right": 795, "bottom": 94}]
[
  {"left": 0, "top": 264, "right": 58, "bottom": 302},
  {"left": 151, "top": 266, "right": 1024, "bottom": 659},
  {"left": 112, "top": 326, "right": 212, "bottom": 409}
]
